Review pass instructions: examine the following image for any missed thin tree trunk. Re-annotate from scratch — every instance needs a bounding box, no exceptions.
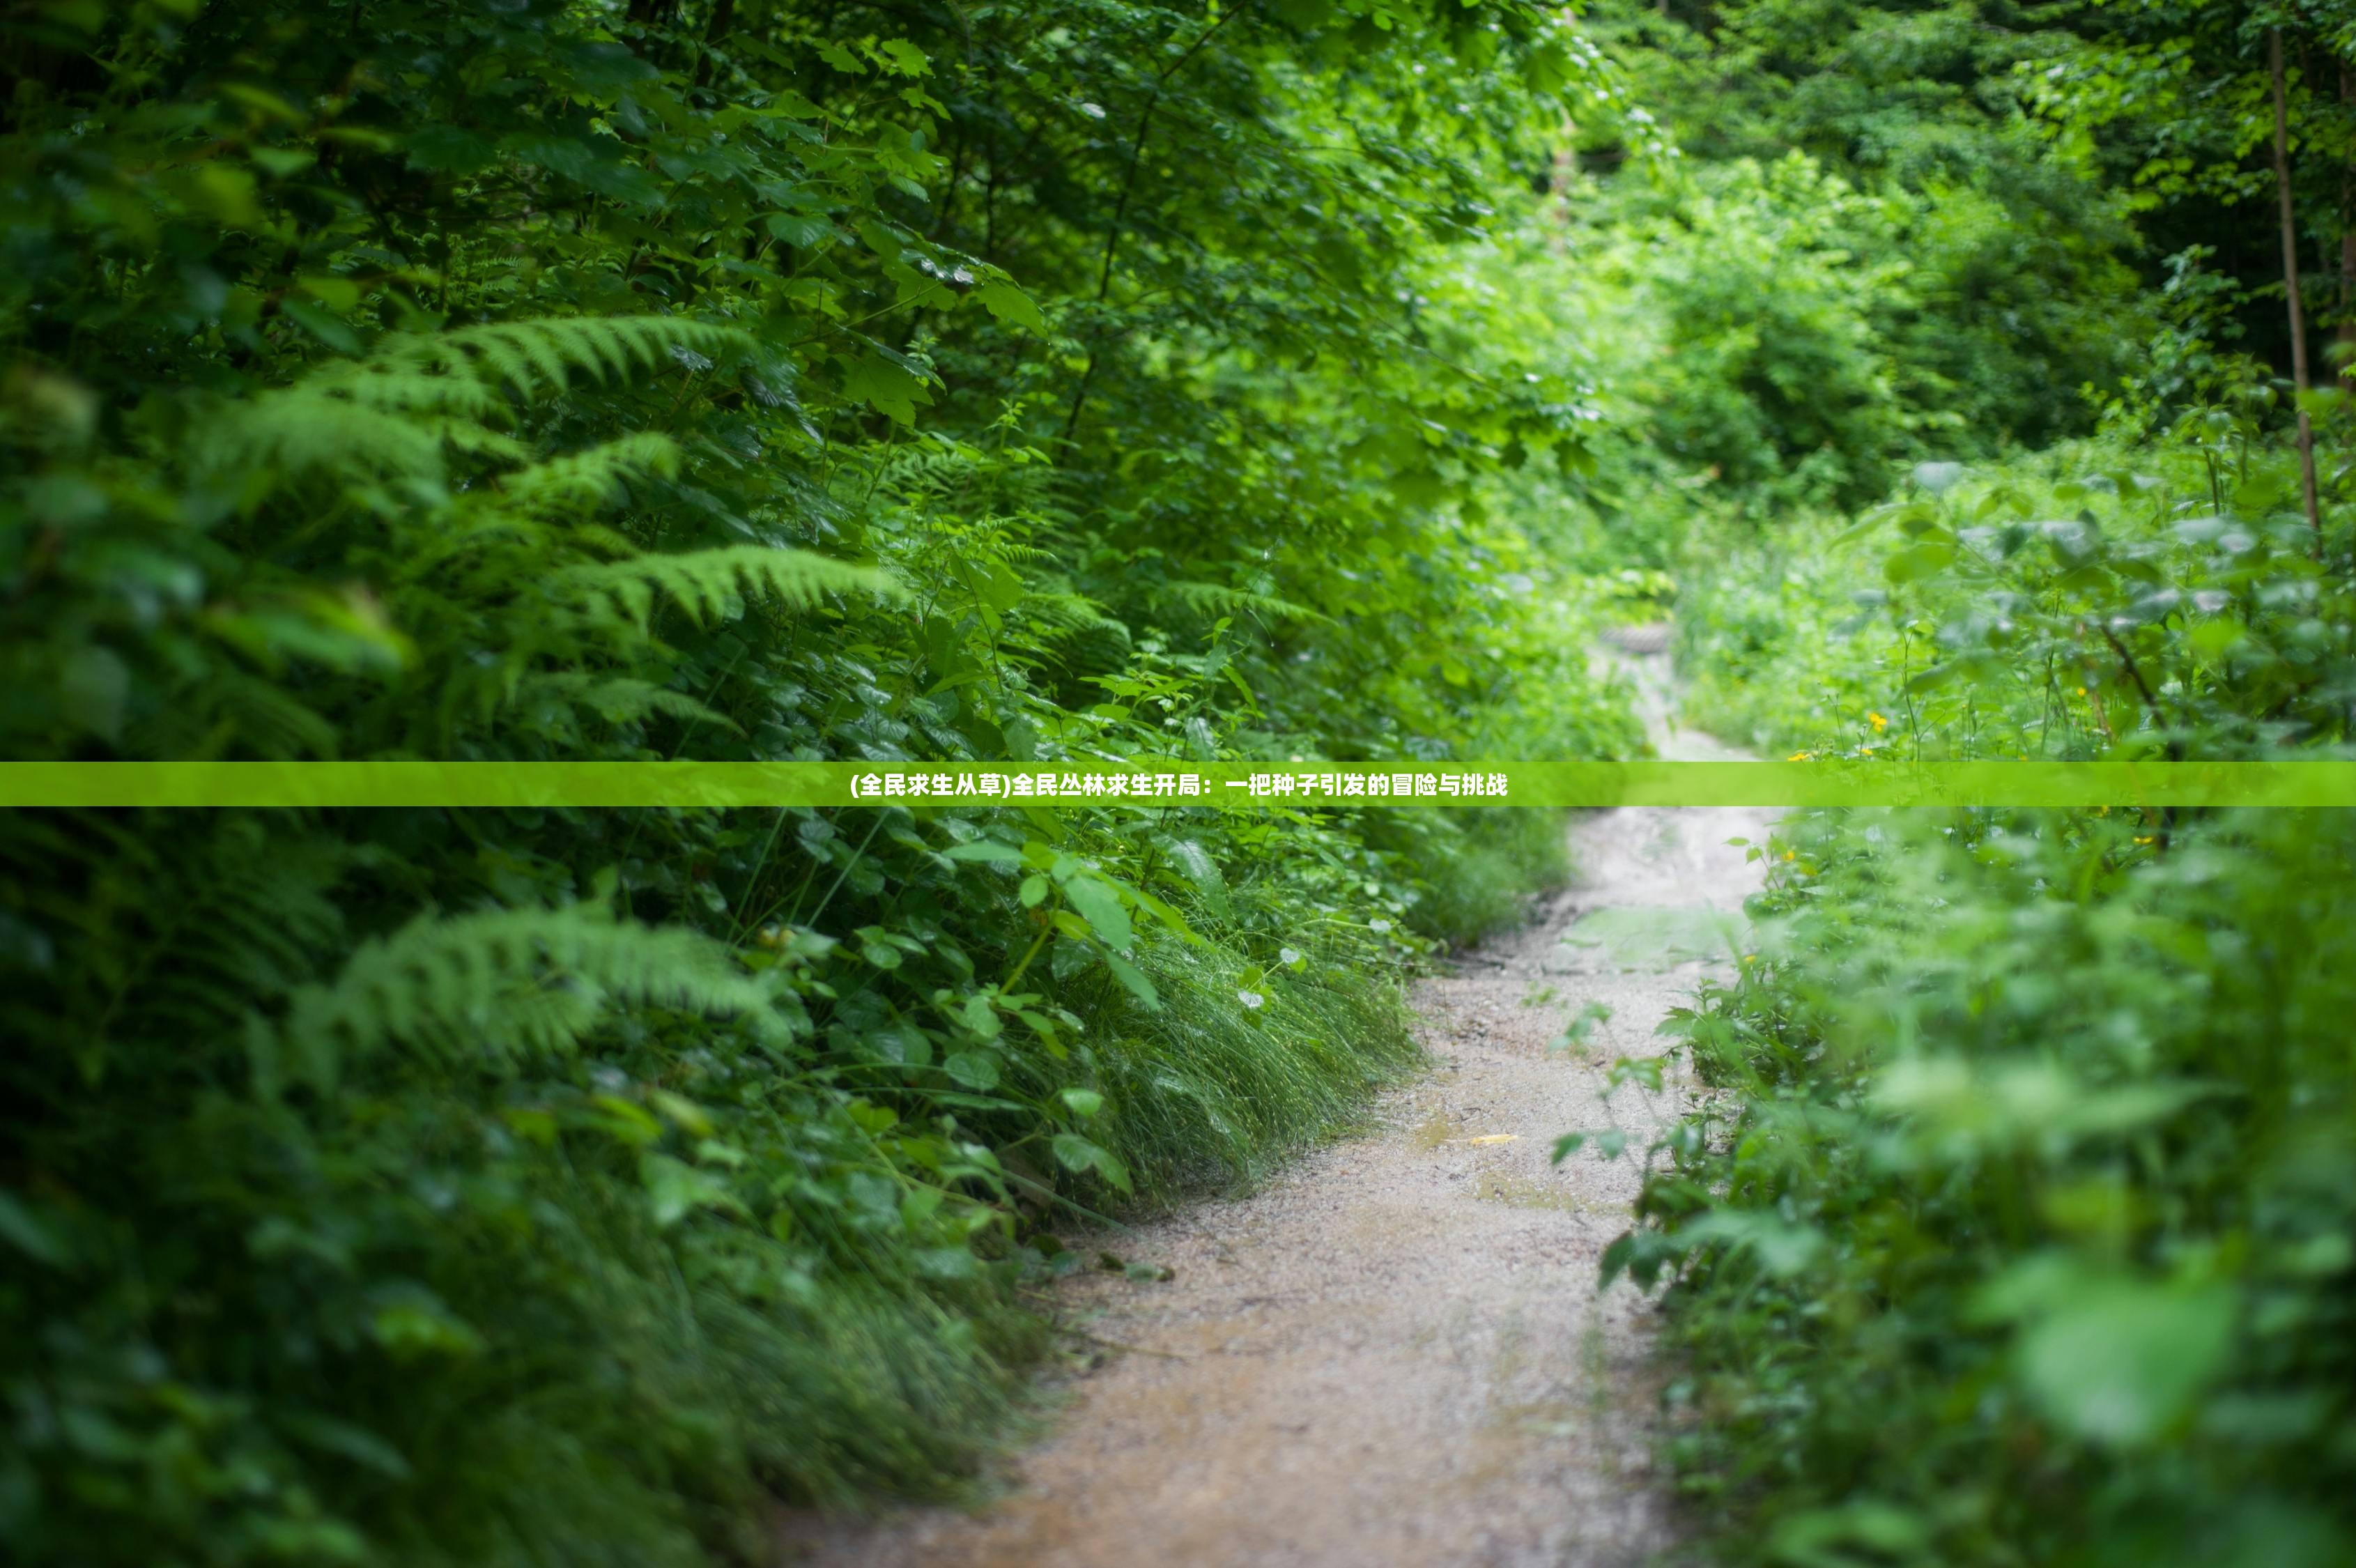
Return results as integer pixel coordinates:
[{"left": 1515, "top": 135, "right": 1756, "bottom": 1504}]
[
  {"left": 691, "top": 0, "right": 735, "bottom": 89},
  {"left": 2341, "top": 67, "right": 2356, "bottom": 387},
  {"left": 2341, "top": 232, "right": 2356, "bottom": 385},
  {"left": 2272, "top": 28, "right": 2323, "bottom": 546}
]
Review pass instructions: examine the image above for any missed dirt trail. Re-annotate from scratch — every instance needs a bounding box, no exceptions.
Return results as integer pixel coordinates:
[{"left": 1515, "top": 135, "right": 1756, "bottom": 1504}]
[{"left": 787, "top": 639, "right": 1763, "bottom": 1568}]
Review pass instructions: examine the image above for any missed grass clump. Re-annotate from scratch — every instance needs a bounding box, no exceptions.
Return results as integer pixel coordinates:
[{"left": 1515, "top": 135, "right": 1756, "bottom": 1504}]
[
  {"left": 1388, "top": 808, "right": 1576, "bottom": 949},
  {"left": 1102, "top": 940, "right": 1422, "bottom": 1201}
]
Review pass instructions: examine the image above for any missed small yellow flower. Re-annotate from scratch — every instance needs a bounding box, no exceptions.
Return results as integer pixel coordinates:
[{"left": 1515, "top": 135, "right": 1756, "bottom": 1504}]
[
  {"left": 1787, "top": 751, "right": 1812, "bottom": 762},
  {"left": 2134, "top": 836, "right": 2155, "bottom": 845},
  {"left": 1866, "top": 712, "right": 1888, "bottom": 732},
  {"left": 2076, "top": 686, "right": 2087, "bottom": 695},
  {"left": 1783, "top": 850, "right": 1796, "bottom": 861}
]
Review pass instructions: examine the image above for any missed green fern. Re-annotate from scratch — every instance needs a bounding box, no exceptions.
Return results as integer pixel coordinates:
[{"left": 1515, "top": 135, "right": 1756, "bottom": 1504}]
[
  {"left": 1153, "top": 581, "right": 1330, "bottom": 625},
  {"left": 4, "top": 817, "right": 351, "bottom": 1088},
  {"left": 510, "top": 672, "right": 743, "bottom": 736},
  {"left": 388, "top": 316, "right": 753, "bottom": 400},
  {"left": 271, "top": 904, "right": 784, "bottom": 1086},
  {"left": 551, "top": 544, "right": 895, "bottom": 631},
  {"left": 498, "top": 433, "right": 682, "bottom": 518},
  {"left": 132, "top": 841, "right": 348, "bottom": 1086},
  {"left": 1016, "top": 587, "right": 1121, "bottom": 634},
  {"left": 213, "top": 383, "right": 489, "bottom": 486},
  {"left": 210, "top": 317, "right": 746, "bottom": 490}
]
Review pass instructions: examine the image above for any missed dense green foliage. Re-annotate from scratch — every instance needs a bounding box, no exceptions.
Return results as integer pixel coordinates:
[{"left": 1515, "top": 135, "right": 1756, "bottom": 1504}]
[
  {"left": 14, "top": 0, "right": 2356, "bottom": 1562},
  {"left": 1639, "top": 430, "right": 2356, "bottom": 1568},
  {"left": 1569, "top": 0, "right": 2148, "bottom": 513},
  {"left": 1568, "top": 5, "right": 2356, "bottom": 1564},
  {"left": 0, "top": 2, "right": 1647, "bottom": 1563}
]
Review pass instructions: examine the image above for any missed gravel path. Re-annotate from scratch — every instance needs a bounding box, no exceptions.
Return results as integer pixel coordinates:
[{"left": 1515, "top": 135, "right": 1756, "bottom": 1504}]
[{"left": 785, "top": 640, "right": 1762, "bottom": 1568}]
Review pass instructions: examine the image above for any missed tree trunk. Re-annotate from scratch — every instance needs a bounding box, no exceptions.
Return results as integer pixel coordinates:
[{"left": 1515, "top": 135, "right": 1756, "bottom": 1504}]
[
  {"left": 2272, "top": 28, "right": 2323, "bottom": 546},
  {"left": 692, "top": 0, "right": 736, "bottom": 89},
  {"left": 2341, "top": 68, "right": 2356, "bottom": 387}
]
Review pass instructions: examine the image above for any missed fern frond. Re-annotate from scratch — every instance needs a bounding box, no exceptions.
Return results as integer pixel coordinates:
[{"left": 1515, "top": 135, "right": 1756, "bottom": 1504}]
[
  {"left": 320, "top": 362, "right": 509, "bottom": 422},
  {"left": 499, "top": 433, "right": 682, "bottom": 519},
  {"left": 1019, "top": 590, "right": 1121, "bottom": 632},
  {"left": 203, "top": 348, "right": 532, "bottom": 491},
  {"left": 1030, "top": 610, "right": 1133, "bottom": 679},
  {"left": 513, "top": 673, "right": 743, "bottom": 735},
  {"left": 211, "top": 316, "right": 741, "bottom": 526},
  {"left": 875, "top": 443, "right": 985, "bottom": 498},
  {"left": 551, "top": 545, "right": 895, "bottom": 631},
  {"left": 125, "top": 833, "right": 348, "bottom": 1056},
  {"left": 275, "top": 905, "right": 781, "bottom": 1084},
  {"left": 1152, "top": 581, "right": 1330, "bottom": 625},
  {"left": 569, "top": 523, "right": 643, "bottom": 560},
  {"left": 387, "top": 316, "right": 753, "bottom": 400},
  {"left": 212, "top": 387, "right": 456, "bottom": 484},
  {"left": 126, "top": 669, "right": 340, "bottom": 760}
]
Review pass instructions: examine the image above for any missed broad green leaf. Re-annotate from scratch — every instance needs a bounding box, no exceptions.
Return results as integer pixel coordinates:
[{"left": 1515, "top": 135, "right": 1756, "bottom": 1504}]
[
  {"left": 841, "top": 352, "right": 933, "bottom": 424},
  {"left": 0, "top": 1192, "right": 68, "bottom": 1268},
  {"left": 943, "top": 1050, "right": 1001, "bottom": 1091},
  {"left": 1051, "top": 1133, "right": 1131, "bottom": 1192},
  {"left": 1676, "top": 1210, "right": 1824, "bottom": 1279},
  {"left": 1883, "top": 541, "right": 1956, "bottom": 584},
  {"left": 1060, "top": 875, "right": 1132, "bottom": 951},
  {"left": 2017, "top": 1284, "right": 2234, "bottom": 1446},
  {"left": 639, "top": 1152, "right": 748, "bottom": 1229},
  {"left": 975, "top": 280, "right": 1047, "bottom": 333},
  {"left": 944, "top": 838, "right": 1023, "bottom": 863}
]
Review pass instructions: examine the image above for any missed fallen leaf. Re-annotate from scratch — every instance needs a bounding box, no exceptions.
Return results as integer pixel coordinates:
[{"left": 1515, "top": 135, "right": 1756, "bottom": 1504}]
[{"left": 1465, "top": 1134, "right": 1519, "bottom": 1146}]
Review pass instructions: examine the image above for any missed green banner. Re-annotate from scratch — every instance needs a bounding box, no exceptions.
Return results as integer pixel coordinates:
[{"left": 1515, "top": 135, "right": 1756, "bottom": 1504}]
[{"left": 3, "top": 760, "right": 2355, "bottom": 808}]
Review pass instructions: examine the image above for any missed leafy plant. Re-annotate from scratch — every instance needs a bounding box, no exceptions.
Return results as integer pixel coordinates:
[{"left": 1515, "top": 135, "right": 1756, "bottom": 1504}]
[
  {"left": 1622, "top": 300, "right": 2356, "bottom": 1568},
  {"left": 0, "top": 1, "right": 1654, "bottom": 1563}
]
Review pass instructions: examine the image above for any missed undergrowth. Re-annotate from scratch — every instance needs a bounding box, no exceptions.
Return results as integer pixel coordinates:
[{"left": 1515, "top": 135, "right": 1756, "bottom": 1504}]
[
  {"left": 1550, "top": 6, "right": 2356, "bottom": 1562},
  {"left": 0, "top": 3, "right": 1643, "bottom": 1564},
  {"left": 1610, "top": 279, "right": 2356, "bottom": 1568}
]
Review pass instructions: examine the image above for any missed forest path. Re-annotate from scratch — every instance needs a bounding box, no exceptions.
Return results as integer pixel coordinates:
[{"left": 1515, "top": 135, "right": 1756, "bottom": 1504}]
[{"left": 785, "top": 638, "right": 1763, "bottom": 1568}]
